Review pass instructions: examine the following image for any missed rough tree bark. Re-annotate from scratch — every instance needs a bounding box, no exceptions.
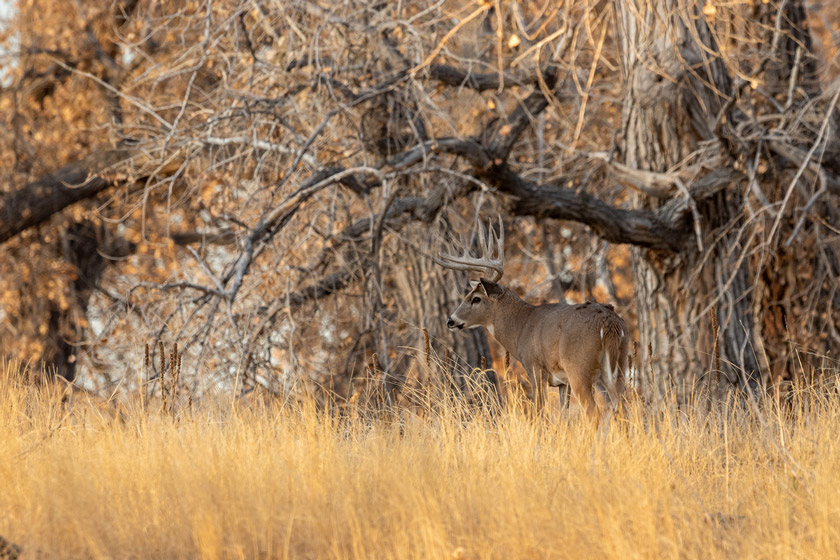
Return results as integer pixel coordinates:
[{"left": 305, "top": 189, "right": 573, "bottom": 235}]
[{"left": 616, "top": 0, "right": 760, "bottom": 394}]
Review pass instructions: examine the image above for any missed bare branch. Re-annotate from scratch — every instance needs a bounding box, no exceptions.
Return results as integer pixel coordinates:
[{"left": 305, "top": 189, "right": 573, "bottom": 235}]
[{"left": 224, "top": 166, "right": 387, "bottom": 300}]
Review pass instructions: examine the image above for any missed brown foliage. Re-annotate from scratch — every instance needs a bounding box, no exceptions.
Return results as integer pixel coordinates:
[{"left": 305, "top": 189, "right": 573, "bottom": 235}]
[{"left": 0, "top": 0, "right": 839, "bottom": 401}]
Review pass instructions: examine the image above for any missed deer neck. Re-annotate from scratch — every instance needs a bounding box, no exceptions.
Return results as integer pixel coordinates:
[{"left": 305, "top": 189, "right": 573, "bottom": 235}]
[{"left": 488, "top": 290, "right": 533, "bottom": 354}]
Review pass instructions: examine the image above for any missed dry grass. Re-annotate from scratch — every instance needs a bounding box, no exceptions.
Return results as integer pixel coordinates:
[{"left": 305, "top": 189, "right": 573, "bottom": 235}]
[{"left": 1, "top": 358, "right": 840, "bottom": 559}]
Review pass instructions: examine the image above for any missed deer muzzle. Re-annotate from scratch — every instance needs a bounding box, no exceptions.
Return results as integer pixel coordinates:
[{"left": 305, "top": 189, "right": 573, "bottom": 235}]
[{"left": 446, "top": 317, "right": 464, "bottom": 330}]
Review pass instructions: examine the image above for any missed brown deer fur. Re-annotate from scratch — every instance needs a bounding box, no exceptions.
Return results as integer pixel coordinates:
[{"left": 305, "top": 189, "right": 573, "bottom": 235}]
[{"left": 446, "top": 278, "right": 629, "bottom": 418}]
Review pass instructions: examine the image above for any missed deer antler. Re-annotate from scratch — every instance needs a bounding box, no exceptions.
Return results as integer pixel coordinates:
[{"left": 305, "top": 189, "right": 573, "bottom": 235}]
[{"left": 434, "top": 215, "right": 505, "bottom": 282}]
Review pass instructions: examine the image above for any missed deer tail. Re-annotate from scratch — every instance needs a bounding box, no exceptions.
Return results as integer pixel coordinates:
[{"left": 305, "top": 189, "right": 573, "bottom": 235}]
[{"left": 600, "top": 319, "right": 627, "bottom": 396}]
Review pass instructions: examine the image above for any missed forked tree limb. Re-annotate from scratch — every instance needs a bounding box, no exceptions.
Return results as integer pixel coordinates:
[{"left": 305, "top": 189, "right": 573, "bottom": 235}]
[
  {"left": 384, "top": 62, "right": 695, "bottom": 252},
  {"left": 222, "top": 165, "right": 387, "bottom": 300}
]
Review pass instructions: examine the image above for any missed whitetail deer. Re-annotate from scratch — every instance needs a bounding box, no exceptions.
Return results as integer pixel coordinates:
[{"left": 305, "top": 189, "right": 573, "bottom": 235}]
[{"left": 435, "top": 217, "right": 629, "bottom": 419}]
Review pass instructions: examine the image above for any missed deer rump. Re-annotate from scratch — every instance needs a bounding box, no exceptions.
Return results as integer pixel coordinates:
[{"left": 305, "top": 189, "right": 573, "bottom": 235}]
[{"left": 540, "top": 301, "right": 628, "bottom": 401}]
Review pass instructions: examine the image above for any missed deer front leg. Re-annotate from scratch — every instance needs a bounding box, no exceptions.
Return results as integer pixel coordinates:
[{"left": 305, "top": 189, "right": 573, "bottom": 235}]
[
  {"left": 525, "top": 366, "right": 546, "bottom": 412},
  {"left": 557, "top": 382, "right": 569, "bottom": 408}
]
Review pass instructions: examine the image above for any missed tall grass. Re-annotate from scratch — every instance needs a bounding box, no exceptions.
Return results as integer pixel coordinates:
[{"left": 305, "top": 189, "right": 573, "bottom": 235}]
[{"left": 1, "top": 357, "right": 839, "bottom": 559}]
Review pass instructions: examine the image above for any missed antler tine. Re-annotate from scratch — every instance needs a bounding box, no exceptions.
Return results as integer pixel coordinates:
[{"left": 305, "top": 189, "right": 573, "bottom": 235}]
[
  {"left": 485, "top": 215, "right": 504, "bottom": 263},
  {"left": 434, "top": 215, "right": 505, "bottom": 282},
  {"left": 487, "top": 215, "right": 504, "bottom": 281}
]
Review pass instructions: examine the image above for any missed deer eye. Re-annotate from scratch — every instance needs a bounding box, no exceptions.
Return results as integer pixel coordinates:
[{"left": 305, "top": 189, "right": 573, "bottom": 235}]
[{"left": 471, "top": 296, "right": 481, "bottom": 304}]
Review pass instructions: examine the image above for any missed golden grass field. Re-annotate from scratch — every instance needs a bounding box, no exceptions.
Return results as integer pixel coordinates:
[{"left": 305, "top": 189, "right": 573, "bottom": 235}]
[{"left": 1, "top": 358, "right": 839, "bottom": 559}]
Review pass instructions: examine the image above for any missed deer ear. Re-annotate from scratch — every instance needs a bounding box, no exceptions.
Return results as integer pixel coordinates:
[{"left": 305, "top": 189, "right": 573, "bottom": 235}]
[
  {"left": 468, "top": 280, "right": 485, "bottom": 296},
  {"left": 479, "top": 278, "right": 503, "bottom": 300}
]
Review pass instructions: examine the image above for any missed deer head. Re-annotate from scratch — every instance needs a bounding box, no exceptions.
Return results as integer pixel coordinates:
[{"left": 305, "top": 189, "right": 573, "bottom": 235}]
[
  {"left": 434, "top": 216, "right": 506, "bottom": 331},
  {"left": 445, "top": 278, "right": 506, "bottom": 330}
]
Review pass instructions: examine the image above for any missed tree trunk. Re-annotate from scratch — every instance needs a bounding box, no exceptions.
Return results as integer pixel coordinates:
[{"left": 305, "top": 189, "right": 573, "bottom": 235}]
[
  {"left": 754, "top": 0, "right": 840, "bottom": 389},
  {"left": 42, "top": 221, "right": 133, "bottom": 382},
  {"left": 617, "top": 0, "right": 760, "bottom": 396}
]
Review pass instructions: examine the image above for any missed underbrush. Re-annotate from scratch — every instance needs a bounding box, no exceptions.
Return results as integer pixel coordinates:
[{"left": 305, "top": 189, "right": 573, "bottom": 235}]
[{"left": 1, "top": 357, "right": 839, "bottom": 559}]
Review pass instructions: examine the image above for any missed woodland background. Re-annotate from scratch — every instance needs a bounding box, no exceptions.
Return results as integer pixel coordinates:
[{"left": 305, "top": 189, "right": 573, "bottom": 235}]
[{"left": 1, "top": 0, "right": 840, "bottom": 405}]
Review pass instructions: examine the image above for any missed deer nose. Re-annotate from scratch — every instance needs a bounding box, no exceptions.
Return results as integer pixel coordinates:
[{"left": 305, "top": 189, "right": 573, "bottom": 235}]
[{"left": 446, "top": 318, "right": 464, "bottom": 330}]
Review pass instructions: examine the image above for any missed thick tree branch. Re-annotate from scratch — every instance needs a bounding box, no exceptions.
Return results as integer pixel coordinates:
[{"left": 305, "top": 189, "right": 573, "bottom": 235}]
[
  {"left": 386, "top": 137, "right": 687, "bottom": 250},
  {"left": 427, "top": 64, "right": 541, "bottom": 91},
  {"left": 0, "top": 149, "right": 127, "bottom": 245},
  {"left": 488, "top": 163, "right": 687, "bottom": 251},
  {"left": 408, "top": 138, "right": 712, "bottom": 252}
]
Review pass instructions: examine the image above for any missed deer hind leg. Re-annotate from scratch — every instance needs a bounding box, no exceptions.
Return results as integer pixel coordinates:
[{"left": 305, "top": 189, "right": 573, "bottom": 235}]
[
  {"left": 567, "top": 371, "right": 600, "bottom": 422},
  {"left": 592, "top": 381, "right": 610, "bottom": 410},
  {"left": 598, "top": 368, "right": 621, "bottom": 407},
  {"left": 615, "top": 343, "right": 629, "bottom": 398},
  {"left": 606, "top": 374, "right": 625, "bottom": 407}
]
